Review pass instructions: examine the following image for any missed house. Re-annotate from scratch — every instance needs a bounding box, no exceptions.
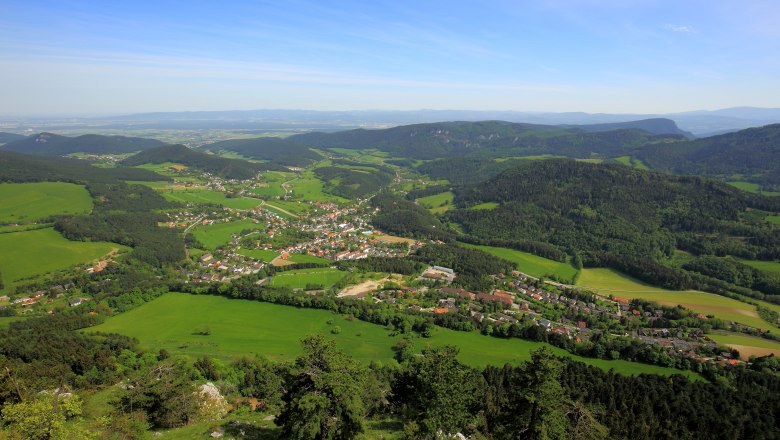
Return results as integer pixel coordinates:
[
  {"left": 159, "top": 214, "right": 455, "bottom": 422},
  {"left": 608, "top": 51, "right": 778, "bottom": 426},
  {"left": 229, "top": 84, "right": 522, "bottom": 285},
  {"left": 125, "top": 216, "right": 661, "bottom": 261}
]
[
  {"left": 538, "top": 319, "right": 552, "bottom": 329},
  {"left": 433, "top": 308, "right": 449, "bottom": 314},
  {"left": 68, "top": 297, "right": 84, "bottom": 307}
]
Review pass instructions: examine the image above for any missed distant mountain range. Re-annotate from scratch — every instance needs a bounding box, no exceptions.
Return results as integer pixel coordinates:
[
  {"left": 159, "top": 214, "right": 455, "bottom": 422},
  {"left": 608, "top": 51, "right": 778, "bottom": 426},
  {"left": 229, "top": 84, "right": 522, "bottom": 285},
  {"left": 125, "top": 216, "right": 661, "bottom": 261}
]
[
  {"left": 121, "top": 144, "right": 288, "bottom": 179},
  {"left": 0, "top": 133, "right": 165, "bottom": 155}
]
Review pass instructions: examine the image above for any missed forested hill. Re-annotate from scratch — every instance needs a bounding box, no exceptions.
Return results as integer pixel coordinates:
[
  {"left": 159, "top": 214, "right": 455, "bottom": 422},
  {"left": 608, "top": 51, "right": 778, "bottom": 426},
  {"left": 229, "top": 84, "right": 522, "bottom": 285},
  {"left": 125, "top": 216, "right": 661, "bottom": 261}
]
[
  {"left": 561, "top": 118, "right": 694, "bottom": 137},
  {"left": 290, "top": 120, "right": 685, "bottom": 159},
  {"left": 121, "top": 144, "right": 287, "bottom": 179},
  {"left": 0, "top": 132, "right": 165, "bottom": 155},
  {"left": 0, "top": 132, "right": 26, "bottom": 144},
  {"left": 635, "top": 123, "right": 780, "bottom": 186},
  {"left": 448, "top": 159, "right": 780, "bottom": 295},
  {"left": 198, "top": 137, "right": 321, "bottom": 167},
  {"left": 0, "top": 150, "right": 166, "bottom": 183}
]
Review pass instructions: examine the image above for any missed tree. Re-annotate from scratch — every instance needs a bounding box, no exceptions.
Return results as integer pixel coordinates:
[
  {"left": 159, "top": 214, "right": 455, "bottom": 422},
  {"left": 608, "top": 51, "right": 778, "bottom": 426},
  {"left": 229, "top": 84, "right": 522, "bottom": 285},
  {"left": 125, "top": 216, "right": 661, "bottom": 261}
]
[
  {"left": 517, "top": 347, "right": 569, "bottom": 440},
  {"left": 1, "top": 392, "right": 90, "bottom": 439},
  {"left": 116, "top": 362, "right": 199, "bottom": 429},
  {"left": 276, "top": 335, "right": 367, "bottom": 439},
  {"left": 394, "top": 345, "right": 485, "bottom": 437}
]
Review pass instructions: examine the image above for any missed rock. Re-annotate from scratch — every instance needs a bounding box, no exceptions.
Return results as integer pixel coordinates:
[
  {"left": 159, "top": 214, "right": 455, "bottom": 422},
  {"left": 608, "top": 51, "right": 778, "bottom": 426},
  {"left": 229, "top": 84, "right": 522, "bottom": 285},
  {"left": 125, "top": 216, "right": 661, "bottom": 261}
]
[
  {"left": 210, "top": 429, "right": 224, "bottom": 438},
  {"left": 196, "top": 382, "right": 229, "bottom": 421}
]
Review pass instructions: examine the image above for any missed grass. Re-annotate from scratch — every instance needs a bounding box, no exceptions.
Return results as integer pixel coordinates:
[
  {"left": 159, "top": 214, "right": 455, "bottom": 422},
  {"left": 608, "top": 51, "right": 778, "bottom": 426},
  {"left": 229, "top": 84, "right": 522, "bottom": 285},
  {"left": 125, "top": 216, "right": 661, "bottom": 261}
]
[
  {"left": 88, "top": 293, "right": 699, "bottom": 378},
  {"left": 288, "top": 174, "right": 348, "bottom": 203},
  {"left": 576, "top": 268, "right": 780, "bottom": 331},
  {"left": 251, "top": 182, "right": 285, "bottom": 198},
  {"left": 708, "top": 331, "right": 780, "bottom": 359},
  {"left": 0, "top": 182, "right": 93, "bottom": 224},
  {"left": 614, "top": 155, "right": 649, "bottom": 170},
  {"left": 462, "top": 243, "right": 578, "bottom": 281},
  {"left": 191, "top": 219, "right": 265, "bottom": 250},
  {"left": 0, "top": 228, "right": 123, "bottom": 293},
  {"left": 268, "top": 267, "right": 346, "bottom": 289},
  {"left": 469, "top": 202, "right": 499, "bottom": 210},
  {"left": 727, "top": 181, "right": 780, "bottom": 196},
  {"left": 740, "top": 259, "right": 780, "bottom": 274},
  {"left": 416, "top": 191, "right": 454, "bottom": 215},
  {"left": 287, "top": 253, "right": 332, "bottom": 265},
  {"left": 237, "top": 248, "right": 279, "bottom": 262},
  {"left": 161, "top": 189, "right": 262, "bottom": 209},
  {"left": 767, "top": 215, "right": 780, "bottom": 225},
  {"left": 267, "top": 199, "right": 309, "bottom": 215}
]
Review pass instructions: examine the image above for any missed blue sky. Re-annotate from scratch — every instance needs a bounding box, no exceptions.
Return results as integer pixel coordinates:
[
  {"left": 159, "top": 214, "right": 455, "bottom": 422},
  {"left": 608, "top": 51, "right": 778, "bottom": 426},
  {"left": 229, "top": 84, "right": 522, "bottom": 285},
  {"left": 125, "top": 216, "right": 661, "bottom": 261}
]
[{"left": 1, "top": 0, "right": 779, "bottom": 115}]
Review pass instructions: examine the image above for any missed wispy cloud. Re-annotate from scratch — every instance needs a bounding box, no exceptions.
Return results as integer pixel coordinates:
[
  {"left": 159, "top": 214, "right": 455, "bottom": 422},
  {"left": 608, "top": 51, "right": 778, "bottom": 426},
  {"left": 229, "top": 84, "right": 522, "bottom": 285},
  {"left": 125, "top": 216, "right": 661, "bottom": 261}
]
[{"left": 666, "top": 24, "right": 697, "bottom": 33}]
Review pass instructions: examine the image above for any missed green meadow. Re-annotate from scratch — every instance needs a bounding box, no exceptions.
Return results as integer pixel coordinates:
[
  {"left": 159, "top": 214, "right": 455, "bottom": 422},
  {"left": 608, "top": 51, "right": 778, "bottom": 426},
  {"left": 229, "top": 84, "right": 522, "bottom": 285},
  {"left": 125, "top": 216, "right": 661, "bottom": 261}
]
[
  {"left": 740, "top": 259, "right": 780, "bottom": 274},
  {"left": 0, "top": 228, "right": 123, "bottom": 293},
  {"left": 160, "top": 189, "right": 262, "bottom": 209},
  {"left": 462, "top": 243, "right": 578, "bottom": 281},
  {"left": 89, "top": 293, "right": 698, "bottom": 378},
  {"left": 287, "top": 253, "right": 332, "bottom": 265},
  {"left": 727, "top": 181, "right": 780, "bottom": 196},
  {"left": 190, "top": 219, "right": 264, "bottom": 250},
  {"left": 236, "top": 248, "right": 279, "bottom": 262},
  {"left": 251, "top": 182, "right": 285, "bottom": 198},
  {"left": 576, "top": 268, "right": 779, "bottom": 331},
  {"left": 416, "top": 191, "right": 454, "bottom": 214},
  {"left": 267, "top": 199, "right": 309, "bottom": 215},
  {"left": 614, "top": 155, "right": 650, "bottom": 170},
  {"left": 268, "top": 267, "right": 346, "bottom": 289},
  {"left": 469, "top": 202, "right": 499, "bottom": 210},
  {"left": 288, "top": 173, "right": 348, "bottom": 203},
  {"left": 0, "top": 182, "right": 93, "bottom": 224},
  {"left": 767, "top": 215, "right": 780, "bottom": 225}
]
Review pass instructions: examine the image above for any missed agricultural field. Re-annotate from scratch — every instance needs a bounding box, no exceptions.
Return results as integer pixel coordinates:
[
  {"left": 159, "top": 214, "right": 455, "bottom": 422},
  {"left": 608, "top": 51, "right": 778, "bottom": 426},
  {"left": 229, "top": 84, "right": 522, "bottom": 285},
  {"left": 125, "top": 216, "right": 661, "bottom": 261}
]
[
  {"left": 260, "top": 204, "right": 295, "bottom": 219},
  {"left": 268, "top": 267, "right": 346, "bottom": 290},
  {"left": 740, "top": 259, "right": 780, "bottom": 274},
  {"left": 0, "top": 182, "right": 93, "bottom": 224},
  {"left": 0, "top": 228, "right": 123, "bottom": 293},
  {"left": 160, "top": 189, "right": 263, "bottom": 209},
  {"left": 462, "top": 243, "right": 578, "bottom": 281},
  {"left": 708, "top": 331, "right": 780, "bottom": 359},
  {"left": 88, "top": 292, "right": 699, "bottom": 378},
  {"left": 416, "top": 191, "right": 454, "bottom": 215},
  {"left": 190, "top": 219, "right": 264, "bottom": 250},
  {"left": 287, "top": 253, "right": 332, "bottom": 265},
  {"left": 266, "top": 199, "right": 309, "bottom": 215},
  {"left": 251, "top": 182, "right": 285, "bottom": 198},
  {"left": 287, "top": 173, "right": 348, "bottom": 203},
  {"left": 576, "top": 268, "right": 779, "bottom": 331},
  {"left": 236, "top": 248, "right": 279, "bottom": 262}
]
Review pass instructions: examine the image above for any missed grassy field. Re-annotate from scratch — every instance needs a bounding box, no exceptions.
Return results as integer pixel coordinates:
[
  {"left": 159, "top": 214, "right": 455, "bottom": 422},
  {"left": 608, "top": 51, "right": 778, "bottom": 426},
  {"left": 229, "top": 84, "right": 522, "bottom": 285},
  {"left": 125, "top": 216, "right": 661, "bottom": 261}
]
[
  {"left": 727, "top": 181, "right": 780, "bottom": 196},
  {"left": 0, "top": 228, "right": 123, "bottom": 293},
  {"left": 251, "top": 182, "right": 285, "bottom": 198},
  {"left": 416, "top": 191, "right": 454, "bottom": 215},
  {"left": 708, "top": 331, "right": 780, "bottom": 359},
  {"left": 740, "top": 259, "right": 780, "bottom": 274},
  {"left": 462, "top": 243, "right": 578, "bottom": 281},
  {"left": 576, "top": 268, "right": 779, "bottom": 331},
  {"left": 160, "top": 189, "right": 262, "bottom": 209},
  {"left": 88, "top": 293, "right": 698, "bottom": 378},
  {"left": 287, "top": 253, "right": 332, "bottom": 265},
  {"left": 288, "top": 174, "right": 348, "bottom": 203},
  {"left": 236, "top": 248, "right": 279, "bottom": 262},
  {"left": 191, "top": 219, "right": 264, "bottom": 250},
  {"left": 268, "top": 267, "right": 346, "bottom": 289},
  {"left": 267, "top": 199, "right": 309, "bottom": 215},
  {"left": 613, "top": 155, "right": 650, "bottom": 170},
  {"left": 767, "top": 215, "right": 780, "bottom": 225},
  {"left": 469, "top": 202, "right": 499, "bottom": 210},
  {"left": 0, "top": 182, "right": 93, "bottom": 224}
]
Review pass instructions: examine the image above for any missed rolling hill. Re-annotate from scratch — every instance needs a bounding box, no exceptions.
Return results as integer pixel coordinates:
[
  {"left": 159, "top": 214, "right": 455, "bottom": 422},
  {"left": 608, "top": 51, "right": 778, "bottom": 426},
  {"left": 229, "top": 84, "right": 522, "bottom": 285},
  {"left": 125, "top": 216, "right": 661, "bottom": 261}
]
[
  {"left": 0, "top": 132, "right": 165, "bottom": 155},
  {"left": 0, "top": 132, "right": 26, "bottom": 144},
  {"left": 290, "top": 120, "right": 685, "bottom": 159},
  {"left": 198, "top": 137, "right": 321, "bottom": 167},
  {"left": 121, "top": 144, "right": 287, "bottom": 179}
]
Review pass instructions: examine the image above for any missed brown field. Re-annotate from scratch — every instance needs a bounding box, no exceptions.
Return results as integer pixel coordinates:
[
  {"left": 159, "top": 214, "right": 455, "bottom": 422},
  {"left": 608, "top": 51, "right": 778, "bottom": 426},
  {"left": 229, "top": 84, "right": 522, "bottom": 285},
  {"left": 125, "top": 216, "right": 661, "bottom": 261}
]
[
  {"left": 271, "top": 259, "right": 296, "bottom": 267},
  {"left": 728, "top": 344, "right": 780, "bottom": 360},
  {"left": 374, "top": 234, "right": 416, "bottom": 244}
]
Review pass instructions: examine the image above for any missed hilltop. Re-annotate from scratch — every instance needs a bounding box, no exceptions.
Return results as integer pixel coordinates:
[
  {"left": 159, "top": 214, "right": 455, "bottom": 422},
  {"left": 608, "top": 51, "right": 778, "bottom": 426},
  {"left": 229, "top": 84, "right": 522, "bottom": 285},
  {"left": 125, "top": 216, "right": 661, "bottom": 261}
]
[
  {"left": 0, "top": 132, "right": 26, "bottom": 144},
  {"left": 198, "top": 137, "right": 321, "bottom": 167},
  {"left": 0, "top": 132, "right": 165, "bottom": 155},
  {"left": 121, "top": 144, "right": 288, "bottom": 179},
  {"left": 0, "top": 150, "right": 166, "bottom": 183},
  {"left": 290, "top": 120, "right": 685, "bottom": 159}
]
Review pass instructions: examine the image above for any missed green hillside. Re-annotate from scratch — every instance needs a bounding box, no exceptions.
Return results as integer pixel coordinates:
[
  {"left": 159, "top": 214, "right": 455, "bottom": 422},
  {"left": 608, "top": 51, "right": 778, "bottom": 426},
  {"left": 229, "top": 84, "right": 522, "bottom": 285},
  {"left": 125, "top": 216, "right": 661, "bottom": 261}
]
[{"left": 0, "top": 132, "right": 164, "bottom": 155}]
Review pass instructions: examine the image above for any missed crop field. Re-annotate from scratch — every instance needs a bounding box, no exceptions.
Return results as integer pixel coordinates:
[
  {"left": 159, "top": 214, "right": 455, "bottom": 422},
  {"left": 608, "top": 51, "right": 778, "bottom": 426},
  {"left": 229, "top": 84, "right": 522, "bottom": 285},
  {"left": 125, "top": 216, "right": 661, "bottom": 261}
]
[
  {"left": 576, "top": 268, "right": 779, "bottom": 331},
  {"left": 268, "top": 267, "right": 346, "bottom": 289},
  {"left": 88, "top": 293, "right": 698, "bottom": 378},
  {"left": 0, "top": 228, "right": 122, "bottom": 293},
  {"left": 0, "top": 182, "right": 93, "bottom": 224},
  {"left": 190, "top": 219, "right": 264, "bottom": 250},
  {"left": 236, "top": 248, "right": 279, "bottom": 262},
  {"left": 708, "top": 331, "right": 780, "bottom": 359},
  {"left": 741, "top": 259, "right": 780, "bottom": 274},
  {"left": 416, "top": 191, "right": 454, "bottom": 214},
  {"left": 160, "top": 189, "right": 263, "bottom": 209},
  {"left": 287, "top": 253, "right": 332, "bottom": 265},
  {"left": 462, "top": 243, "right": 578, "bottom": 281}
]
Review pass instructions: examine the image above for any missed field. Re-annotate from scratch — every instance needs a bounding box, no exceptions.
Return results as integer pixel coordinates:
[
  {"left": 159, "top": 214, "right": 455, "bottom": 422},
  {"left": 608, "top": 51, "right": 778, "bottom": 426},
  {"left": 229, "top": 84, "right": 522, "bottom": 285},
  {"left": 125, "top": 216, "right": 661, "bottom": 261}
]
[
  {"left": 727, "top": 181, "right": 780, "bottom": 196},
  {"left": 288, "top": 173, "right": 348, "bottom": 203},
  {"left": 0, "top": 182, "right": 93, "bottom": 224},
  {"left": 576, "top": 268, "right": 779, "bottom": 331},
  {"left": 268, "top": 267, "right": 346, "bottom": 289},
  {"left": 88, "top": 293, "right": 698, "bottom": 378},
  {"left": 266, "top": 199, "right": 309, "bottom": 215},
  {"left": 0, "top": 228, "right": 123, "bottom": 293},
  {"left": 740, "top": 259, "right": 780, "bottom": 274},
  {"left": 190, "top": 219, "right": 264, "bottom": 250},
  {"left": 236, "top": 248, "right": 279, "bottom": 262},
  {"left": 469, "top": 202, "right": 499, "bottom": 210},
  {"left": 462, "top": 243, "right": 578, "bottom": 281},
  {"left": 251, "top": 182, "right": 285, "bottom": 198},
  {"left": 613, "top": 155, "right": 650, "bottom": 170},
  {"left": 708, "top": 331, "right": 780, "bottom": 359},
  {"left": 287, "top": 253, "right": 332, "bottom": 265},
  {"left": 160, "top": 189, "right": 263, "bottom": 209},
  {"left": 767, "top": 215, "right": 780, "bottom": 225},
  {"left": 416, "top": 191, "right": 454, "bottom": 214}
]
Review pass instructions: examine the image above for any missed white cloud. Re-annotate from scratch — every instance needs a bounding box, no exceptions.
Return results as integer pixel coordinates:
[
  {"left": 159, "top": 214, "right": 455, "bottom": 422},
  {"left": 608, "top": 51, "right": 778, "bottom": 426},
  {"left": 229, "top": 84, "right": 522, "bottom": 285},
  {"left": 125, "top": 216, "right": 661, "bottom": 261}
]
[{"left": 666, "top": 24, "right": 696, "bottom": 33}]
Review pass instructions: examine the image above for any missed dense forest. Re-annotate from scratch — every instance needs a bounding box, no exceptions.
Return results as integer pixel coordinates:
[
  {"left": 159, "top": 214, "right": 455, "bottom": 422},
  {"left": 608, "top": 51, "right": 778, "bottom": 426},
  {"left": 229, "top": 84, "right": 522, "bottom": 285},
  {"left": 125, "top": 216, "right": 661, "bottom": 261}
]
[
  {"left": 291, "top": 120, "right": 684, "bottom": 160},
  {"left": 313, "top": 162, "right": 394, "bottom": 198},
  {"left": 0, "top": 132, "right": 26, "bottom": 144},
  {"left": 198, "top": 136, "right": 321, "bottom": 167},
  {"left": 0, "top": 132, "right": 165, "bottom": 155},
  {"left": 121, "top": 144, "right": 287, "bottom": 179},
  {"left": 635, "top": 123, "right": 780, "bottom": 187},
  {"left": 371, "top": 193, "right": 454, "bottom": 241},
  {"left": 0, "top": 150, "right": 167, "bottom": 183}
]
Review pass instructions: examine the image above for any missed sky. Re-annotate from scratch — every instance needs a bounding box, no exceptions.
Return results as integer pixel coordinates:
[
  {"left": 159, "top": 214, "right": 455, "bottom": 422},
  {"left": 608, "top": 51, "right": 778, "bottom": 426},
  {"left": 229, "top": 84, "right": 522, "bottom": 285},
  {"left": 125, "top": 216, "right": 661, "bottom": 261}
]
[{"left": 1, "top": 0, "right": 779, "bottom": 116}]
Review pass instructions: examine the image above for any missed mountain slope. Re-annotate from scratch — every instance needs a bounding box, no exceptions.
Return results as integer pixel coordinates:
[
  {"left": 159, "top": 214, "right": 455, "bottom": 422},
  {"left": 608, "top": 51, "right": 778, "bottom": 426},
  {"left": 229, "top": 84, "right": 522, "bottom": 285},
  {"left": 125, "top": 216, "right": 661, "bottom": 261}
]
[
  {"left": 0, "top": 132, "right": 26, "bottom": 144},
  {"left": 290, "top": 120, "right": 684, "bottom": 159},
  {"left": 121, "top": 144, "right": 287, "bottom": 179},
  {"left": 635, "top": 124, "right": 780, "bottom": 186},
  {"left": 198, "top": 137, "right": 321, "bottom": 167},
  {"left": 0, "top": 132, "right": 165, "bottom": 155}
]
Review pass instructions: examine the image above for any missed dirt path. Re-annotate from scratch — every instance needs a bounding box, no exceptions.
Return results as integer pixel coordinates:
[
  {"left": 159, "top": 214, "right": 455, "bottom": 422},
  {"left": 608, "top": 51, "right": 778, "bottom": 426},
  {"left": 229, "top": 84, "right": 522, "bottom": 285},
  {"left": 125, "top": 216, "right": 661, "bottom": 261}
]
[
  {"left": 260, "top": 200, "right": 299, "bottom": 218},
  {"left": 338, "top": 277, "right": 389, "bottom": 297}
]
